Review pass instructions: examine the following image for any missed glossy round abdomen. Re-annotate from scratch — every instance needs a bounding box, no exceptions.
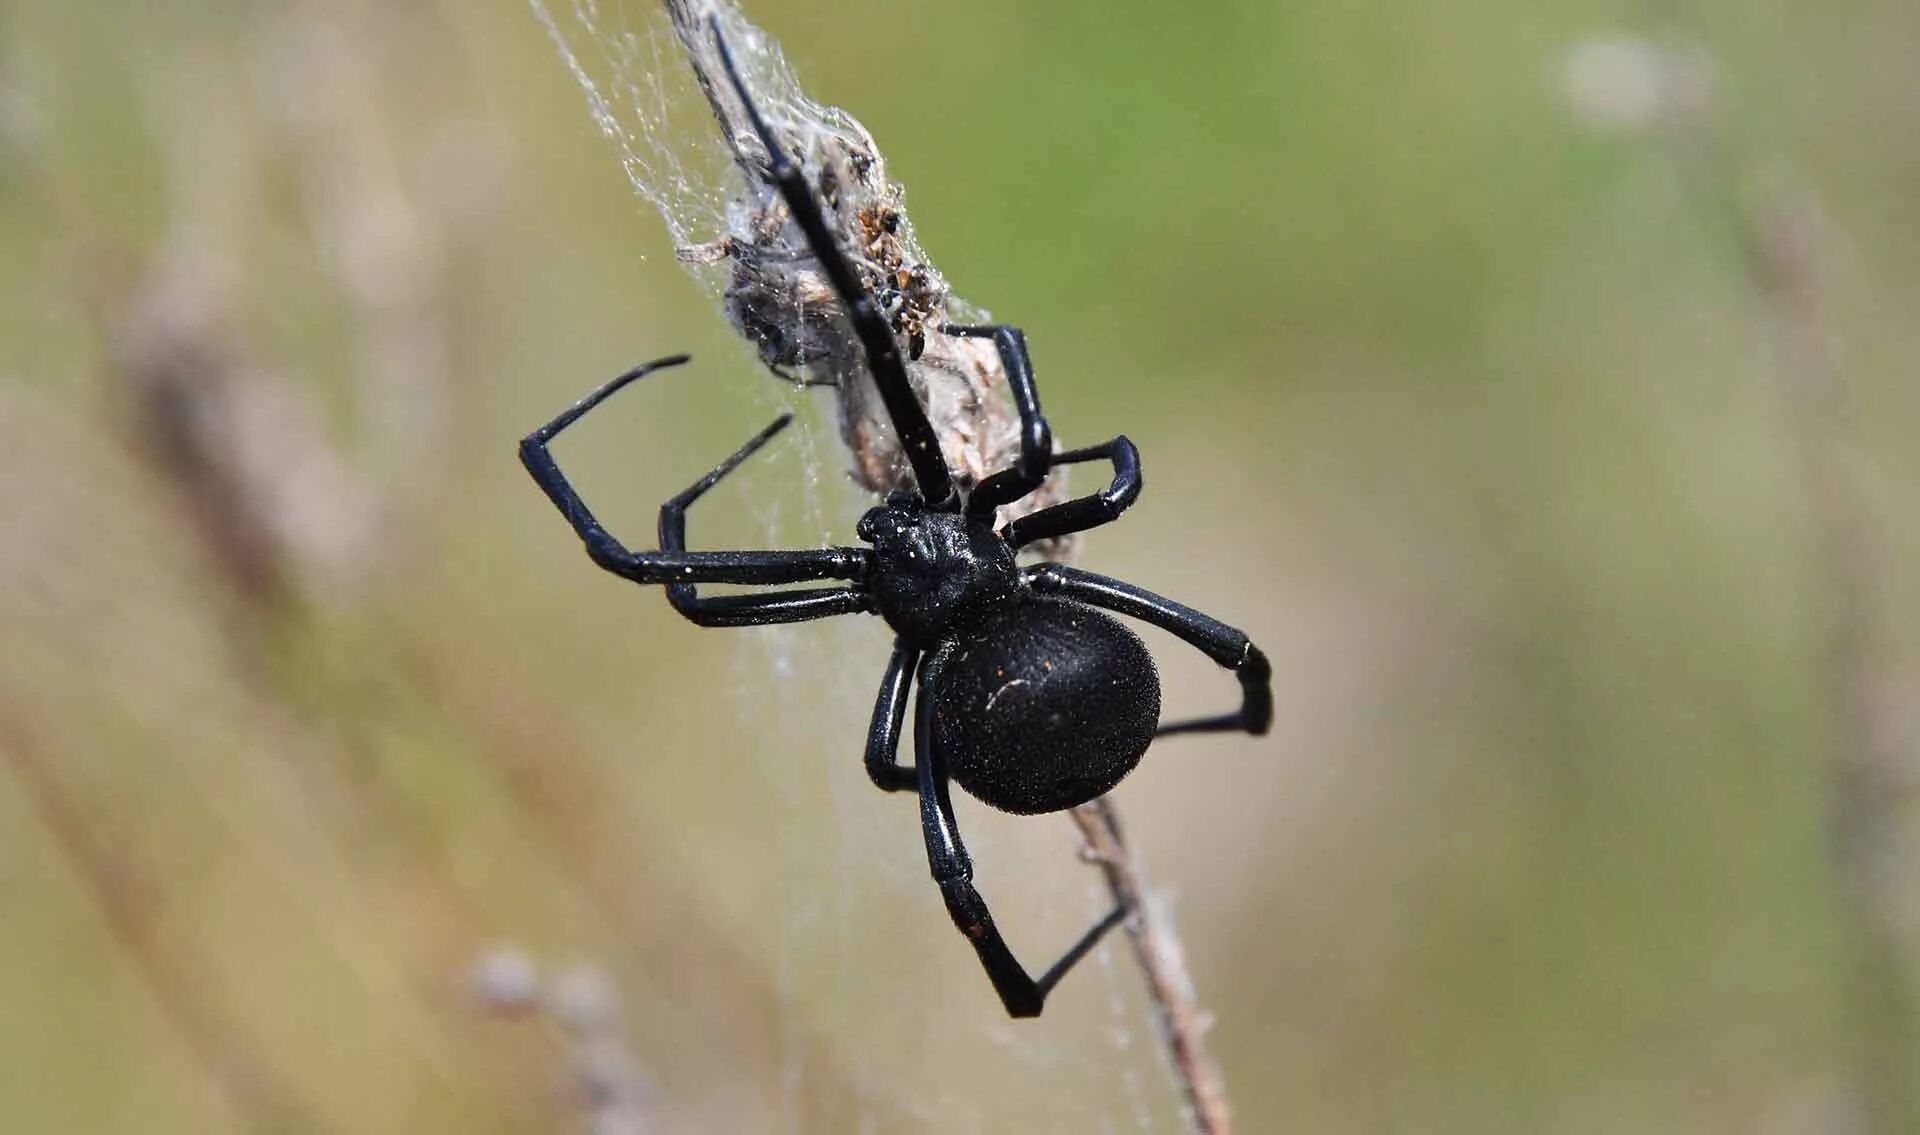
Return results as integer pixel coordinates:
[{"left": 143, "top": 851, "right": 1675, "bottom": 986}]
[{"left": 928, "top": 598, "right": 1161, "bottom": 815}]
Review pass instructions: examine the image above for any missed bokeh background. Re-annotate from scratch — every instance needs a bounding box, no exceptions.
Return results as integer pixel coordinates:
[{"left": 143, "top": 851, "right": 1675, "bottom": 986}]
[{"left": 3, "top": 1, "right": 1917, "bottom": 1132}]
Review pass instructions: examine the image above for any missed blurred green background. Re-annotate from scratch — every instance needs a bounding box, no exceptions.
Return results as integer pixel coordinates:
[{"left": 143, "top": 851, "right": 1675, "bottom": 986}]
[{"left": 3, "top": 1, "right": 1917, "bottom": 1131}]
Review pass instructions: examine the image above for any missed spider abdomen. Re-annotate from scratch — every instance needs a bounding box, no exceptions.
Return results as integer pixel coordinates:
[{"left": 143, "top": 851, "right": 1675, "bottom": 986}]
[{"left": 928, "top": 598, "right": 1161, "bottom": 815}]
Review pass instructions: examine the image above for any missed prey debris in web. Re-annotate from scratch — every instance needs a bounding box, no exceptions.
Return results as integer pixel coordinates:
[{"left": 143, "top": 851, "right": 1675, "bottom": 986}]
[{"left": 531, "top": 0, "right": 1075, "bottom": 555}]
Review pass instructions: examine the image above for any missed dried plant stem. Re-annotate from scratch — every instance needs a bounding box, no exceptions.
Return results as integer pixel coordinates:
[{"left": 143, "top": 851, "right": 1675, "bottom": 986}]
[
  {"left": 1671, "top": 124, "right": 1915, "bottom": 1130},
  {"left": 1070, "top": 798, "right": 1233, "bottom": 1135},
  {"left": 1566, "top": 34, "right": 1913, "bottom": 1125},
  {"left": 0, "top": 714, "right": 313, "bottom": 1131},
  {"left": 1734, "top": 177, "right": 1917, "bottom": 1134}
]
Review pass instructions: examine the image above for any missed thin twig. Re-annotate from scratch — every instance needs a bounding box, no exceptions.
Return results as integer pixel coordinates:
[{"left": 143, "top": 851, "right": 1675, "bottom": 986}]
[
  {"left": 1736, "top": 171, "right": 1917, "bottom": 1135},
  {"left": 1676, "top": 101, "right": 1915, "bottom": 1135},
  {"left": 0, "top": 713, "right": 314, "bottom": 1132},
  {"left": 1070, "top": 799, "right": 1234, "bottom": 1135}
]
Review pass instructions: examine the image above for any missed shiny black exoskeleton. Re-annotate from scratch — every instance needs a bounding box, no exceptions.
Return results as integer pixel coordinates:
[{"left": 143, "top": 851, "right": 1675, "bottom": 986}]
[
  {"left": 858, "top": 495, "right": 1163, "bottom": 816},
  {"left": 519, "top": 19, "right": 1271, "bottom": 1020}
]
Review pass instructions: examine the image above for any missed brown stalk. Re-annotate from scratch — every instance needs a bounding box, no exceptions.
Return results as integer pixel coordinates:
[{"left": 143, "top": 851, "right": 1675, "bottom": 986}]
[
  {"left": 1649, "top": 48, "right": 1915, "bottom": 1132},
  {"left": 1070, "top": 799, "right": 1234, "bottom": 1134},
  {"left": 1734, "top": 174, "right": 1917, "bottom": 1135},
  {"left": 0, "top": 713, "right": 315, "bottom": 1132}
]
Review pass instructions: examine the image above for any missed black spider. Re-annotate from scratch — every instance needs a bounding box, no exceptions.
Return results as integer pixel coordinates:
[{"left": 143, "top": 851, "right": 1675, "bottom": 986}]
[{"left": 520, "top": 21, "right": 1272, "bottom": 1019}]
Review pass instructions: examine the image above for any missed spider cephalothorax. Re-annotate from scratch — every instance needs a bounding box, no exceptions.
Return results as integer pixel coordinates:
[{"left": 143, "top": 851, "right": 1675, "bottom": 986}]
[
  {"left": 858, "top": 497, "right": 1017, "bottom": 642},
  {"left": 521, "top": 19, "right": 1271, "bottom": 1019}
]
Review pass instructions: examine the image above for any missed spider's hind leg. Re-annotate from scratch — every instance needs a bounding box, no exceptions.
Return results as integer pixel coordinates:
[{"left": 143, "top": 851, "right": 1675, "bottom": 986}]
[{"left": 913, "top": 658, "right": 1126, "bottom": 1018}]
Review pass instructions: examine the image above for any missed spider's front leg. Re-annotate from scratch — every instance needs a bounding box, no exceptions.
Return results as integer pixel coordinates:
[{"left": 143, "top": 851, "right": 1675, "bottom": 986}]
[
  {"left": 942, "top": 323, "right": 1142, "bottom": 548},
  {"left": 913, "top": 659, "right": 1125, "bottom": 1018},
  {"left": 1001, "top": 437, "right": 1142, "bottom": 549},
  {"left": 942, "top": 323, "right": 1051, "bottom": 514},
  {"left": 519, "top": 356, "right": 873, "bottom": 629}
]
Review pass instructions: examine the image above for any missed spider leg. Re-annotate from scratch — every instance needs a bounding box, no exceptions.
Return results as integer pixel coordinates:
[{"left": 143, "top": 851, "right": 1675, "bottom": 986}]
[
  {"left": 914, "top": 657, "right": 1126, "bottom": 1018},
  {"left": 863, "top": 638, "right": 919, "bottom": 792},
  {"left": 662, "top": 587, "right": 870, "bottom": 629},
  {"left": 654, "top": 407, "right": 877, "bottom": 626},
  {"left": 1025, "top": 564, "right": 1272, "bottom": 737},
  {"left": 709, "top": 18, "right": 957, "bottom": 510},
  {"left": 520, "top": 358, "right": 872, "bottom": 630},
  {"left": 1000, "top": 437, "right": 1142, "bottom": 549},
  {"left": 941, "top": 323, "right": 1142, "bottom": 546},
  {"left": 941, "top": 324, "right": 1051, "bottom": 517}
]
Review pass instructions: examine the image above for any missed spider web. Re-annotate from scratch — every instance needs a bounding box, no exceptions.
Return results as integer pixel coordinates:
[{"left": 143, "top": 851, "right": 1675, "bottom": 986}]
[
  {"left": 528, "top": 0, "right": 736, "bottom": 264},
  {"left": 525, "top": 2, "right": 1167, "bottom": 1130},
  {"left": 531, "top": 0, "right": 1078, "bottom": 540},
  {"left": 528, "top": 0, "right": 934, "bottom": 309}
]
